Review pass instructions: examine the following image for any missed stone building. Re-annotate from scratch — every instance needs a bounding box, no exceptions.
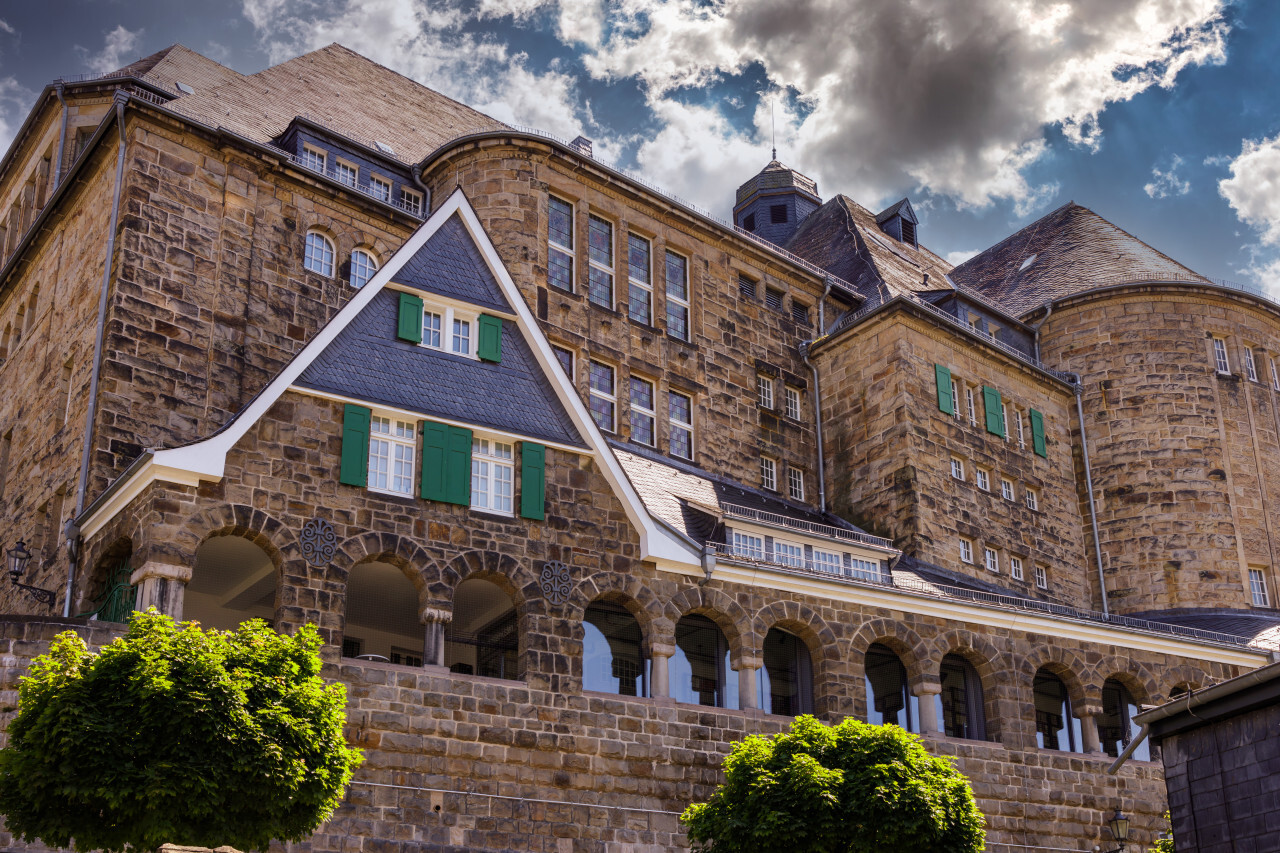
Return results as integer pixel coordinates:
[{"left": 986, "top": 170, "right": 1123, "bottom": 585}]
[{"left": 1, "top": 43, "right": 1278, "bottom": 852}]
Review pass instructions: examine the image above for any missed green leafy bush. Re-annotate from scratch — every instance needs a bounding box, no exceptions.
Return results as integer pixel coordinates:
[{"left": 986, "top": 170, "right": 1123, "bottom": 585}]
[
  {"left": 0, "top": 609, "right": 362, "bottom": 852},
  {"left": 681, "top": 715, "right": 985, "bottom": 853}
]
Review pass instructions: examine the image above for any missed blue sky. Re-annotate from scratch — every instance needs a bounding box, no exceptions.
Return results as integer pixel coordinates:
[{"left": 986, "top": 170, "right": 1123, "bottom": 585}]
[{"left": 3, "top": 0, "right": 1280, "bottom": 294}]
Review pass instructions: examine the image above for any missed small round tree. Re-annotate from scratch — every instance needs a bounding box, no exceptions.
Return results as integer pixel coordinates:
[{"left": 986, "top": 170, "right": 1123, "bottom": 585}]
[
  {"left": 0, "top": 608, "right": 362, "bottom": 853},
  {"left": 681, "top": 715, "right": 985, "bottom": 853}
]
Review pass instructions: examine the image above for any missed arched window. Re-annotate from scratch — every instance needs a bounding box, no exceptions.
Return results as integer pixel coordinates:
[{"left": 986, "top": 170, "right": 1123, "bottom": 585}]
[
  {"left": 670, "top": 614, "right": 738, "bottom": 708},
  {"left": 349, "top": 249, "right": 378, "bottom": 288},
  {"left": 938, "top": 653, "right": 986, "bottom": 740},
  {"left": 343, "top": 562, "right": 423, "bottom": 666},
  {"left": 760, "top": 627, "right": 813, "bottom": 716},
  {"left": 186, "top": 536, "right": 277, "bottom": 629},
  {"left": 1100, "top": 678, "right": 1150, "bottom": 760},
  {"left": 1033, "top": 668, "right": 1083, "bottom": 752},
  {"left": 583, "top": 601, "right": 647, "bottom": 696},
  {"left": 865, "top": 643, "right": 918, "bottom": 731},
  {"left": 445, "top": 578, "right": 521, "bottom": 680},
  {"left": 304, "top": 231, "right": 335, "bottom": 276}
]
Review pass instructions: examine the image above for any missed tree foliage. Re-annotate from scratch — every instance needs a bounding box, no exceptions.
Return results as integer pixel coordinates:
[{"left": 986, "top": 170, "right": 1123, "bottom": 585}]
[
  {"left": 681, "top": 715, "right": 985, "bottom": 853},
  {"left": 1149, "top": 812, "right": 1175, "bottom": 853},
  {"left": 0, "top": 609, "right": 362, "bottom": 853}
]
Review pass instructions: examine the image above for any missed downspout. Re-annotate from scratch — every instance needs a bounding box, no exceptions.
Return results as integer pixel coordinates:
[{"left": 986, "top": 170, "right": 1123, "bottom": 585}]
[
  {"left": 802, "top": 344, "right": 827, "bottom": 513},
  {"left": 65, "top": 93, "right": 128, "bottom": 616},
  {"left": 1030, "top": 302, "right": 1052, "bottom": 362},
  {"left": 411, "top": 162, "right": 433, "bottom": 215},
  {"left": 1070, "top": 371, "right": 1109, "bottom": 617},
  {"left": 53, "top": 83, "right": 68, "bottom": 189}
]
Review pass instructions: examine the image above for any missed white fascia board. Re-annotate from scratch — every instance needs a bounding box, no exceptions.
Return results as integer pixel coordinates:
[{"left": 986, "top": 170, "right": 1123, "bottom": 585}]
[
  {"left": 448, "top": 198, "right": 701, "bottom": 567},
  {"left": 78, "top": 458, "right": 204, "bottom": 540},
  {"left": 691, "top": 561, "right": 1268, "bottom": 668}
]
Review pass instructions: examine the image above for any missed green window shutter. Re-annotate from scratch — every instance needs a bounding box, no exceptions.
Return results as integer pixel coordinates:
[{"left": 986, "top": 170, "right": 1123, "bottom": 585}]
[
  {"left": 520, "top": 442, "right": 546, "bottom": 520},
  {"left": 1030, "top": 409, "right": 1047, "bottom": 458},
  {"left": 983, "top": 386, "right": 1004, "bottom": 436},
  {"left": 477, "top": 314, "right": 503, "bottom": 362},
  {"left": 934, "top": 364, "right": 954, "bottom": 415},
  {"left": 339, "top": 404, "right": 372, "bottom": 487},
  {"left": 445, "top": 425, "right": 473, "bottom": 505},
  {"left": 397, "top": 291, "right": 423, "bottom": 343},
  {"left": 420, "top": 422, "right": 449, "bottom": 501}
]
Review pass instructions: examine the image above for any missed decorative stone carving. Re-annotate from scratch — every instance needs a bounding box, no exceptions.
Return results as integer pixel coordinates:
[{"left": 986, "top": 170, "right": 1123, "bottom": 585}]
[
  {"left": 300, "top": 518, "right": 337, "bottom": 568},
  {"left": 539, "top": 560, "right": 571, "bottom": 605}
]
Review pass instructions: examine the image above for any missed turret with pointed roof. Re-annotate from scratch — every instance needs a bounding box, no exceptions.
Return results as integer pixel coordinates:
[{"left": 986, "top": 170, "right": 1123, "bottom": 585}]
[{"left": 733, "top": 158, "right": 822, "bottom": 246}]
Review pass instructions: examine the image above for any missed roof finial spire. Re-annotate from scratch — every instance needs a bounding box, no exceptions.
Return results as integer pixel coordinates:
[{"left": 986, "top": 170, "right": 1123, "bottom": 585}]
[{"left": 771, "top": 94, "right": 777, "bottom": 161}]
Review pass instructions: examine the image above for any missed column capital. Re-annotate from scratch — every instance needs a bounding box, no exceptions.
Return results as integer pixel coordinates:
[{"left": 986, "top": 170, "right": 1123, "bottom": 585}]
[
  {"left": 420, "top": 606, "right": 452, "bottom": 625},
  {"left": 129, "top": 561, "right": 192, "bottom": 586},
  {"left": 914, "top": 682, "right": 943, "bottom": 696},
  {"left": 732, "top": 654, "right": 762, "bottom": 671},
  {"left": 650, "top": 642, "right": 676, "bottom": 659}
]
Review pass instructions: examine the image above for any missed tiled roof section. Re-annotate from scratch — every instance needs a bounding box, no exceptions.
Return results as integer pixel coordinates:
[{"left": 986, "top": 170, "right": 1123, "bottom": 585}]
[
  {"left": 891, "top": 555, "right": 1030, "bottom": 598},
  {"left": 785, "top": 194, "right": 954, "bottom": 301},
  {"left": 1132, "top": 609, "right": 1280, "bottom": 651},
  {"left": 296, "top": 289, "right": 582, "bottom": 447},
  {"left": 160, "top": 43, "right": 505, "bottom": 164},
  {"left": 128, "top": 44, "right": 245, "bottom": 96},
  {"left": 394, "top": 214, "right": 508, "bottom": 313},
  {"left": 613, "top": 444, "right": 868, "bottom": 542},
  {"left": 949, "top": 202, "right": 1210, "bottom": 317},
  {"left": 107, "top": 46, "right": 176, "bottom": 80}
]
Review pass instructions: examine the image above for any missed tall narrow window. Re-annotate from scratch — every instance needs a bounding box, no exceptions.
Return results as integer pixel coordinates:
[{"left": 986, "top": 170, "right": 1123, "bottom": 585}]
[
  {"left": 0, "top": 323, "right": 10, "bottom": 361},
  {"left": 349, "top": 249, "right": 378, "bottom": 288},
  {"left": 665, "top": 250, "right": 690, "bottom": 341},
  {"left": 629, "top": 376, "right": 656, "bottom": 446},
  {"left": 1001, "top": 404, "right": 1011, "bottom": 441},
  {"left": 975, "top": 468, "right": 989, "bottom": 491},
  {"left": 588, "top": 361, "right": 616, "bottom": 432},
  {"left": 1100, "top": 679, "right": 1150, "bottom": 761},
  {"left": 59, "top": 357, "right": 73, "bottom": 426},
  {"left": 761, "top": 457, "right": 777, "bottom": 491},
  {"left": 471, "top": 438, "right": 514, "bottom": 514},
  {"left": 1001, "top": 478, "right": 1015, "bottom": 501},
  {"left": 26, "top": 286, "right": 38, "bottom": 332},
  {"left": 1272, "top": 357, "right": 1280, "bottom": 391},
  {"left": 423, "top": 310, "right": 443, "bottom": 349},
  {"left": 757, "top": 375, "right": 774, "bottom": 409},
  {"left": 1213, "top": 337, "right": 1230, "bottom": 374},
  {"left": 304, "top": 232, "right": 335, "bottom": 276},
  {"left": 1245, "top": 347, "right": 1259, "bottom": 381},
  {"left": 983, "top": 547, "right": 999, "bottom": 573},
  {"left": 938, "top": 654, "right": 985, "bottom": 740},
  {"left": 950, "top": 458, "right": 964, "bottom": 481},
  {"left": 1035, "top": 564, "right": 1048, "bottom": 589},
  {"left": 670, "top": 614, "right": 738, "bottom": 709},
  {"left": 966, "top": 387, "right": 977, "bottom": 425},
  {"left": 548, "top": 196, "right": 575, "bottom": 292},
  {"left": 864, "top": 644, "right": 918, "bottom": 732},
  {"left": 784, "top": 386, "right": 801, "bottom": 420},
  {"left": 951, "top": 379, "right": 960, "bottom": 420},
  {"left": 1025, "top": 489, "right": 1038, "bottom": 511},
  {"left": 788, "top": 468, "right": 805, "bottom": 502},
  {"left": 552, "top": 344, "right": 574, "bottom": 379},
  {"left": 1033, "top": 669, "right": 1082, "bottom": 752},
  {"left": 669, "top": 392, "right": 693, "bottom": 460},
  {"left": 1248, "top": 568, "right": 1270, "bottom": 607},
  {"left": 959, "top": 538, "right": 973, "bottom": 564},
  {"left": 368, "top": 416, "right": 415, "bottom": 496},
  {"left": 1016, "top": 410, "right": 1025, "bottom": 448},
  {"left": 0, "top": 428, "right": 11, "bottom": 500},
  {"left": 760, "top": 628, "right": 813, "bottom": 716},
  {"left": 627, "top": 234, "right": 653, "bottom": 324},
  {"left": 583, "top": 602, "right": 648, "bottom": 697},
  {"left": 1010, "top": 556, "right": 1024, "bottom": 580},
  {"left": 587, "top": 215, "right": 614, "bottom": 309}
]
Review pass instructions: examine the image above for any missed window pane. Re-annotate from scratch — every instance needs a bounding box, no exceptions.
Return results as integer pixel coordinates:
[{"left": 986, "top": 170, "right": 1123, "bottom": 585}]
[
  {"left": 424, "top": 312, "right": 442, "bottom": 348},
  {"left": 865, "top": 644, "right": 917, "bottom": 731},
  {"left": 671, "top": 615, "right": 735, "bottom": 708},
  {"left": 583, "top": 602, "right": 647, "bottom": 697},
  {"left": 350, "top": 250, "right": 377, "bottom": 288},
  {"left": 761, "top": 628, "right": 812, "bottom": 716},
  {"left": 940, "top": 654, "right": 985, "bottom": 740},
  {"left": 453, "top": 319, "right": 471, "bottom": 354}
]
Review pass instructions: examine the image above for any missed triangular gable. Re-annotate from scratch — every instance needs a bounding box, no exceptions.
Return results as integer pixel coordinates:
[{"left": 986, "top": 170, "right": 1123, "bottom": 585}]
[
  {"left": 395, "top": 213, "right": 509, "bottom": 313},
  {"left": 79, "top": 189, "right": 700, "bottom": 566},
  {"left": 875, "top": 197, "right": 917, "bottom": 225}
]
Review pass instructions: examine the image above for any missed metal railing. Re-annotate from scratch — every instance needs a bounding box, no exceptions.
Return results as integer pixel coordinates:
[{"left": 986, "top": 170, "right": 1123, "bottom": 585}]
[
  {"left": 270, "top": 147, "right": 426, "bottom": 217},
  {"left": 721, "top": 503, "right": 896, "bottom": 550},
  {"left": 711, "top": 542, "right": 1262, "bottom": 649}
]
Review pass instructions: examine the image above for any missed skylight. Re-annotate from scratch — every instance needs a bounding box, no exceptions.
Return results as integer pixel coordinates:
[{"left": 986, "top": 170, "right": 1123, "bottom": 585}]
[
  {"left": 176, "top": 81, "right": 195, "bottom": 94},
  {"left": 1019, "top": 254, "right": 1037, "bottom": 271},
  {"left": 375, "top": 140, "right": 396, "bottom": 155}
]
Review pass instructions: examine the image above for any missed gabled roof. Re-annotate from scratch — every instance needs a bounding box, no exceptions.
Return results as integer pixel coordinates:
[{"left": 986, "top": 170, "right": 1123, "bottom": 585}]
[
  {"left": 949, "top": 202, "right": 1210, "bottom": 317},
  {"left": 109, "top": 44, "right": 246, "bottom": 96},
  {"left": 785, "top": 194, "right": 953, "bottom": 300},
  {"left": 158, "top": 43, "right": 504, "bottom": 165},
  {"left": 875, "top": 197, "right": 917, "bottom": 225}
]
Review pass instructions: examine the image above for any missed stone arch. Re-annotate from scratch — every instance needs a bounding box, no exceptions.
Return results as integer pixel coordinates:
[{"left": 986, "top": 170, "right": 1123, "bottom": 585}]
[
  {"left": 664, "top": 585, "right": 755, "bottom": 663},
  {"left": 1157, "top": 664, "right": 1209, "bottom": 700},
  {"left": 174, "top": 503, "right": 296, "bottom": 576},
  {"left": 1094, "top": 656, "right": 1160, "bottom": 706},
  {"left": 439, "top": 549, "right": 538, "bottom": 611},
  {"left": 567, "top": 571, "right": 668, "bottom": 646},
  {"left": 78, "top": 536, "right": 134, "bottom": 620},
  {"left": 186, "top": 524, "right": 286, "bottom": 630},
  {"left": 1020, "top": 646, "right": 1091, "bottom": 710},
  {"left": 930, "top": 629, "right": 1008, "bottom": 741},
  {"left": 754, "top": 599, "right": 845, "bottom": 718},
  {"left": 333, "top": 531, "right": 437, "bottom": 607},
  {"left": 848, "top": 619, "right": 930, "bottom": 686}
]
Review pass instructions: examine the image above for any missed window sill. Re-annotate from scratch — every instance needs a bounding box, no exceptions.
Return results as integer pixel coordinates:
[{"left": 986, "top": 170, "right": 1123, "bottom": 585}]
[
  {"left": 586, "top": 300, "right": 622, "bottom": 318},
  {"left": 470, "top": 508, "right": 517, "bottom": 522},
  {"left": 365, "top": 488, "right": 418, "bottom": 504},
  {"left": 548, "top": 281, "right": 578, "bottom": 298},
  {"left": 626, "top": 316, "right": 664, "bottom": 336},
  {"left": 665, "top": 331, "right": 695, "bottom": 348}
]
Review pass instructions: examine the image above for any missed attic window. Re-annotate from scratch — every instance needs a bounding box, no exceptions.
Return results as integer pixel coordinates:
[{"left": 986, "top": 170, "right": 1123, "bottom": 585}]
[
  {"left": 175, "top": 81, "right": 195, "bottom": 94},
  {"left": 770, "top": 204, "right": 788, "bottom": 224},
  {"left": 1019, "top": 254, "right": 1037, "bottom": 272},
  {"left": 765, "top": 287, "right": 785, "bottom": 312},
  {"left": 900, "top": 219, "right": 917, "bottom": 247},
  {"left": 375, "top": 140, "right": 396, "bottom": 156},
  {"left": 743, "top": 212, "right": 756, "bottom": 232},
  {"left": 738, "top": 274, "right": 758, "bottom": 299}
]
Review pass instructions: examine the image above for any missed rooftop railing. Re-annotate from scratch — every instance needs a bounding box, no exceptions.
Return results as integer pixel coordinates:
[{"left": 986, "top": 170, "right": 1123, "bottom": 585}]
[
  {"left": 721, "top": 503, "right": 897, "bottom": 551},
  {"left": 270, "top": 147, "right": 426, "bottom": 217}
]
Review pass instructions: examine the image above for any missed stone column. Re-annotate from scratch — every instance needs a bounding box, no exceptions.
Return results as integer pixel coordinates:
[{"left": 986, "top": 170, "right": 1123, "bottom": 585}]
[
  {"left": 650, "top": 642, "right": 674, "bottom": 700},
  {"left": 1079, "top": 705, "right": 1104, "bottom": 754},
  {"left": 421, "top": 607, "right": 451, "bottom": 672},
  {"left": 129, "top": 561, "right": 191, "bottom": 619},
  {"left": 915, "top": 682, "right": 944, "bottom": 735},
  {"left": 736, "top": 655, "right": 762, "bottom": 712}
]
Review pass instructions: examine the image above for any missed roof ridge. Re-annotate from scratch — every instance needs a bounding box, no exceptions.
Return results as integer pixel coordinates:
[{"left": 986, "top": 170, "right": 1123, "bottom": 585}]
[{"left": 952, "top": 200, "right": 1077, "bottom": 273}]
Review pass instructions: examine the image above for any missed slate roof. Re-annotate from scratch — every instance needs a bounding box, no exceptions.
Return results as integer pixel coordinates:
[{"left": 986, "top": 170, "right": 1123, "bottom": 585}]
[
  {"left": 785, "top": 194, "right": 954, "bottom": 302},
  {"left": 949, "top": 202, "right": 1210, "bottom": 318},
  {"left": 296, "top": 289, "right": 582, "bottom": 447},
  {"left": 875, "top": 197, "right": 916, "bottom": 225},
  {"left": 394, "top": 214, "right": 509, "bottom": 312},
  {"left": 1130, "top": 609, "right": 1280, "bottom": 651},
  {"left": 130, "top": 43, "right": 504, "bottom": 165},
  {"left": 110, "top": 44, "right": 246, "bottom": 96}
]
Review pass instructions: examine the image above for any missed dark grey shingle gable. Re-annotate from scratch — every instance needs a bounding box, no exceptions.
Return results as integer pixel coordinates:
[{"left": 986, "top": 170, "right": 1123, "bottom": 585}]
[{"left": 393, "top": 213, "right": 510, "bottom": 312}]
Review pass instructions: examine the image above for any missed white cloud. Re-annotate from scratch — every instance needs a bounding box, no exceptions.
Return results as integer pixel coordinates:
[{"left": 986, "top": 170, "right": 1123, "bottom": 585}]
[
  {"left": 1144, "top": 154, "right": 1191, "bottom": 199},
  {"left": 1219, "top": 134, "right": 1280, "bottom": 298},
  {"left": 81, "top": 25, "right": 144, "bottom": 76},
  {"left": 0, "top": 76, "right": 36, "bottom": 154},
  {"left": 945, "top": 249, "right": 979, "bottom": 266},
  {"left": 0, "top": 19, "right": 15, "bottom": 35}
]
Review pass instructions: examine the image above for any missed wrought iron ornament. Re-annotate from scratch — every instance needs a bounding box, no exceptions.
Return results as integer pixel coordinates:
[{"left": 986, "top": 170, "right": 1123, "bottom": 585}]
[
  {"left": 300, "top": 518, "right": 337, "bottom": 567},
  {"left": 539, "top": 560, "right": 571, "bottom": 604}
]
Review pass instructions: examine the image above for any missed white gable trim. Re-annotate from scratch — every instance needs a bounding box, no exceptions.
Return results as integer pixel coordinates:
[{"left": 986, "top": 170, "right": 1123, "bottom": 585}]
[{"left": 79, "top": 189, "right": 700, "bottom": 566}]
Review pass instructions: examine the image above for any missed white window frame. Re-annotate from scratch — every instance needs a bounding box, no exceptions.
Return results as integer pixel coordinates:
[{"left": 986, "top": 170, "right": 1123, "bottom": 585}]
[
  {"left": 301, "top": 143, "right": 326, "bottom": 173},
  {"left": 1002, "top": 404, "right": 1011, "bottom": 441},
  {"left": 626, "top": 232, "right": 653, "bottom": 325},
  {"left": 959, "top": 538, "right": 973, "bottom": 564},
  {"left": 951, "top": 379, "right": 961, "bottom": 420},
  {"left": 369, "top": 174, "right": 393, "bottom": 202},
  {"left": 552, "top": 344, "right": 574, "bottom": 380},
  {"left": 1025, "top": 488, "right": 1038, "bottom": 511},
  {"left": 1010, "top": 556, "right": 1024, "bottom": 581},
  {"left": 470, "top": 435, "right": 515, "bottom": 515},
  {"left": 1016, "top": 410, "right": 1025, "bottom": 448},
  {"left": 788, "top": 467, "right": 805, "bottom": 501},
  {"left": 966, "top": 387, "right": 977, "bottom": 425},
  {"left": 399, "top": 187, "right": 423, "bottom": 216},
  {"left": 669, "top": 391, "right": 694, "bottom": 460},
  {"left": 975, "top": 468, "right": 990, "bottom": 491},
  {"left": 349, "top": 249, "right": 378, "bottom": 289},
  {"left": 1001, "top": 478, "right": 1015, "bottom": 501},
  {"left": 664, "top": 249, "right": 691, "bottom": 341},
  {"left": 1035, "top": 565, "right": 1048, "bottom": 589},
  {"left": 731, "top": 530, "right": 764, "bottom": 560},
  {"left": 951, "top": 457, "right": 965, "bottom": 481},
  {"left": 784, "top": 386, "right": 801, "bottom": 420},
  {"left": 588, "top": 360, "right": 617, "bottom": 433},
  {"left": 1245, "top": 346, "right": 1259, "bottom": 382},
  {"left": 1272, "top": 357, "right": 1280, "bottom": 391},
  {"left": 1213, "top": 337, "right": 1230, "bottom": 374},
  {"left": 548, "top": 195, "right": 575, "bottom": 293},
  {"left": 1248, "top": 568, "right": 1270, "bottom": 607},
  {"left": 418, "top": 300, "right": 479, "bottom": 360},
  {"left": 761, "top": 457, "right": 777, "bottom": 491},
  {"left": 587, "top": 214, "right": 615, "bottom": 309},
  {"left": 812, "top": 548, "right": 842, "bottom": 574},
  {"left": 773, "top": 539, "right": 804, "bottom": 568},
  {"left": 367, "top": 414, "right": 416, "bottom": 497},
  {"left": 849, "top": 557, "right": 880, "bottom": 582},
  {"left": 304, "top": 231, "right": 335, "bottom": 276},
  {"left": 335, "top": 159, "right": 358, "bottom": 188},
  {"left": 758, "top": 375, "right": 774, "bottom": 409},
  {"left": 629, "top": 375, "right": 657, "bottom": 447},
  {"left": 984, "top": 547, "right": 999, "bottom": 573}
]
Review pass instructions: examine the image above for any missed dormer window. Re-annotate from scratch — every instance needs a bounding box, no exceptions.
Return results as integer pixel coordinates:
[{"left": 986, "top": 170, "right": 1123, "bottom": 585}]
[
  {"left": 770, "top": 204, "right": 787, "bottom": 224},
  {"left": 743, "top": 213, "right": 756, "bottom": 232},
  {"left": 875, "top": 198, "right": 919, "bottom": 248},
  {"left": 900, "top": 219, "right": 916, "bottom": 247}
]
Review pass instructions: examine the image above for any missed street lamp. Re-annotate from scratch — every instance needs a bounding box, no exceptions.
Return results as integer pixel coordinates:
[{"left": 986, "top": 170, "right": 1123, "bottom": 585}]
[
  {"left": 6, "top": 540, "right": 57, "bottom": 609},
  {"left": 1104, "top": 807, "right": 1130, "bottom": 853}
]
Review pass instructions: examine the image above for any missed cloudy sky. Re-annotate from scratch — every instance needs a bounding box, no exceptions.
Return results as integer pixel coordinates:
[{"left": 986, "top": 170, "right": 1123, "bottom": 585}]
[{"left": 2, "top": 0, "right": 1280, "bottom": 294}]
